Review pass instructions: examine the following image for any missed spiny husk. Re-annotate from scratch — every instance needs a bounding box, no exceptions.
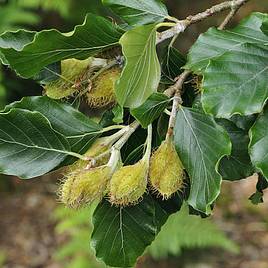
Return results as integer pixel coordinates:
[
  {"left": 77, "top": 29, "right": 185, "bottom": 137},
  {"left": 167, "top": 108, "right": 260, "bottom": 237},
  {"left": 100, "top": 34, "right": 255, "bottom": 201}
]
[
  {"left": 59, "top": 166, "right": 111, "bottom": 209},
  {"left": 109, "top": 160, "right": 148, "bottom": 206},
  {"left": 86, "top": 67, "right": 120, "bottom": 108},
  {"left": 45, "top": 58, "right": 92, "bottom": 99},
  {"left": 149, "top": 140, "right": 184, "bottom": 199}
]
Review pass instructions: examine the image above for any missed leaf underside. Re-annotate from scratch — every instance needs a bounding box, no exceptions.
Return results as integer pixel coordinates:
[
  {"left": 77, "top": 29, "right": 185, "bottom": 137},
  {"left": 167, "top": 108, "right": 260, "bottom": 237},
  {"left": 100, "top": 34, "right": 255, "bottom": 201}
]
[{"left": 115, "top": 23, "right": 161, "bottom": 108}]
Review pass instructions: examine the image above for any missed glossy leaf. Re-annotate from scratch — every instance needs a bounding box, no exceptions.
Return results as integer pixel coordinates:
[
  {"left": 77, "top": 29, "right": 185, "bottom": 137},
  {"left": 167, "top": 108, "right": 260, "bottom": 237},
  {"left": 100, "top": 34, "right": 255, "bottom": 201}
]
[
  {"left": 4, "top": 96, "right": 102, "bottom": 154},
  {"left": 217, "top": 119, "right": 254, "bottom": 181},
  {"left": 249, "top": 107, "right": 268, "bottom": 180},
  {"left": 102, "top": 0, "right": 168, "bottom": 26},
  {"left": 185, "top": 12, "right": 268, "bottom": 73},
  {"left": 115, "top": 23, "right": 160, "bottom": 108},
  {"left": 0, "top": 108, "right": 70, "bottom": 179},
  {"left": 91, "top": 194, "right": 183, "bottom": 267},
  {"left": 131, "top": 93, "right": 170, "bottom": 128},
  {"left": 0, "top": 14, "right": 124, "bottom": 78},
  {"left": 202, "top": 43, "right": 268, "bottom": 118},
  {"left": 174, "top": 107, "right": 231, "bottom": 213}
]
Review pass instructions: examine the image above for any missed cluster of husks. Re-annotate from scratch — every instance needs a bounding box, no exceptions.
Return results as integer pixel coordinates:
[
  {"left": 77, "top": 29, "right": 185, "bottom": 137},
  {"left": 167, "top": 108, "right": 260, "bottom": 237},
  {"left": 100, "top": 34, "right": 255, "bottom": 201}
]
[
  {"left": 59, "top": 134, "right": 185, "bottom": 208},
  {"left": 54, "top": 57, "right": 185, "bottom": 208},
  {"left": 45, "top": 57, "right": 120, "bottom": 108}
]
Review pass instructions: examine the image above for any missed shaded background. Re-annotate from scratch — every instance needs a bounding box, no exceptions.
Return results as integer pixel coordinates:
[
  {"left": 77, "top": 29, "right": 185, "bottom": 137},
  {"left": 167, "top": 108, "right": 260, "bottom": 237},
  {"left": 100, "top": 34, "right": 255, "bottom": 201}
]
[{"left": 0, "top": 1, "right": 268, "bottom": 267}]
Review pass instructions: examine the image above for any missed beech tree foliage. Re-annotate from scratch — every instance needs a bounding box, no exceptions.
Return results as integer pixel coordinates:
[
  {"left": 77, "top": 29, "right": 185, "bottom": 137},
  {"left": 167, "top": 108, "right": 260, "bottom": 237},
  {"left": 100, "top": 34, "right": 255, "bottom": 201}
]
[{"left": 0, "top": 0, "right": 267, "bottom": 266}]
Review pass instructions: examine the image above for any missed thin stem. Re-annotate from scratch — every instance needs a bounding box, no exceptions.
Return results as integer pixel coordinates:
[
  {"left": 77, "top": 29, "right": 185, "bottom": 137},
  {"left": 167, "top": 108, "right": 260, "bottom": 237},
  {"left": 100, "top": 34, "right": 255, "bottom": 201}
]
[
  {"left": 106, "top": 121, "right": 140, "bottom": 171},
  {"left": 166, "top": 16, "right": 180, "bottom": 23},
  {"left": 66, "top": 124, "right": 127, "bottom": 139},
  {"left": 101, "top": 124, "right": 127, "bottom": 133},
  {"left": 113, "top": 121, "right": 140, "bottom": 151},
  {"left": 218, "top": 1, "right": 243, "bottom": 30},
  {"left": 64, "top": 151, "right": 90, "bottom": 161},
  {"left": 143, "top": 124, "right": 152, "bottom": 163},
  {"left": 156, "top": 22, "right": 177, "bottom": 29},
  {"left": 90, "top": 59, "right": 117, "bottom": 81},
  {"left": 157, "top": 0, "right": 249, "bottom": 44},
  {"left": 166, "top": 70, "right": 191, "bottom": 140}
]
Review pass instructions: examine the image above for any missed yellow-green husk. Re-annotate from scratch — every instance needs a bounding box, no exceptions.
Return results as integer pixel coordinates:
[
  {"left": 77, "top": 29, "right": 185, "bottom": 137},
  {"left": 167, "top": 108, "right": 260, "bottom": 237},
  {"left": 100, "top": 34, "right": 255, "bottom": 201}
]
[
  {"left": 109, "top": 160, "right": 148, "bottom": 206},
  {"left": 149, "top": 140, "right": 184, "bottom": 199}
]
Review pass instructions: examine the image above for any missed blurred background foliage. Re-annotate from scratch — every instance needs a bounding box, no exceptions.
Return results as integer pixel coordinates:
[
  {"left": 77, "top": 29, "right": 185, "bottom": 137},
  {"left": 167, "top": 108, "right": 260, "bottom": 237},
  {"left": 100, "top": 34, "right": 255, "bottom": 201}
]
[{"left": 0, "top": 1, "right": 268, "bottom": 268}]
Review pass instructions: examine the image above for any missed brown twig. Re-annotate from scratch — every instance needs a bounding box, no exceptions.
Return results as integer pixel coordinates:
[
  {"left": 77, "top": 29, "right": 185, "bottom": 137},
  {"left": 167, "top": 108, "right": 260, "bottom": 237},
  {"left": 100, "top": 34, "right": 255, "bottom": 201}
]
[
  {"left": 165, "top": 70, "right": 191, "bottom": 140},
  {"left": 157, "top": 0, "right": 249, "bottom": 44},
  {"left": 218, "top": 0, "right": 245, "bottom": 30}
]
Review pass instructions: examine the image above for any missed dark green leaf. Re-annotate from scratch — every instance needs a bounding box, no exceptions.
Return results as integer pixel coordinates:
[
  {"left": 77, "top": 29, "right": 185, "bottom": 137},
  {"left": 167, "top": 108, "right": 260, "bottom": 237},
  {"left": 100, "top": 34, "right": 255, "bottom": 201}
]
[
  {"left": 249, "top": 107, "right": 268, "bottom": 180},
  {"left": 249, "top": 174, "right": 268, "bottom": 204},
  {"left": 261, "top": 19, "right": 268, "bottom": 36},
  {"left": 185, "top": 12, "right": 268, "bottom": 73},
  {"left": 174, "top": 107, "right": 231, "bottom": 213},
  {"left": 4, "top": 96, "right": 102, "bottom": 154},
  {"left": 157, "top": 113, "right": 169, "bottom": 140},
  {"left": 229, "top": 114, "right": 257, "bottom": 132},
  {"left": 0, "top": 14, "right": 124, "bottom": 78},
  {"left": 202, "top": 43, "right": 268, "bottom": 118},
  {"left": 33, "top": 62, "right": 61, "bottom": 84},
  {"left": 124, "top": 144, "right": 144, "bottom": 165},
  {"left": 217, "top": 119, "right": 254, "bottom": 181},
  {"left": 115, "top": 23, "right": 160, "bottom": 108},
  {"left": 0, "top": 29, "right": 35, "bottom": 64},
  {"left": 0, "top": 108, "right": 70, "bottom": 179},
  {"left": 91, "top": 193, "right": 183, "bottom": 267},
  {"left": 102, "top": 0, "right": 168, "bottom": 26},
  {"left": 161, "top": 46, "right": 185, "bottom": 83},
  {"left": 131, "top": 93, "right": 170, "bottom": 128}
]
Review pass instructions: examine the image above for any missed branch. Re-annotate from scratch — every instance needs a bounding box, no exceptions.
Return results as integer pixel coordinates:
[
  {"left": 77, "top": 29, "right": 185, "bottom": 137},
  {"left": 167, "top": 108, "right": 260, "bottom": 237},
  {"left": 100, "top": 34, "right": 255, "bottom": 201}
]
[
  {"left": 166, "top": 70, "right": 191, "bottom": 140},
  {"left": 157, "top": 0, "right": 249, "bottom": 44},
  {"left": 218, "top": 0, "right": 245, "bottom": 30}
]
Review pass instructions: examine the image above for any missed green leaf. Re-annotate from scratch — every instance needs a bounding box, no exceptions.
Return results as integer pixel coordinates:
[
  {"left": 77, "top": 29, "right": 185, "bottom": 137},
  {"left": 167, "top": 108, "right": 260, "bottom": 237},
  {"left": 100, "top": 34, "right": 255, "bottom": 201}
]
[
  {"left": 33, "top": 62, "right": 61, "bottom": 84},
  {"left": 102, "top": 0, "right": 168, "bottom": 26},
  {"left": 112, "top": 104, "right": 124, "bottom": 124},
  {"left": 0, "top": 108, "right": 70, "bottom": 179},
  {"left": 249, "top": 174, "right": 268, "bottom": 204},
  {"left": 115, "top": 23, "right": 160, "bottom": 108},
  {"left": 131, "top": 93, "right": 170, "bottom": 128},
  {"left": 91, "top": 194, "right": 183, "bottom": 267},
  {"left": 261, "top": 19, "right": 268, "bottom": 36},
  {"left": 174, "top": 107, "right": 231, "bottom": 213},
  {"left": 0, "top": 14, "right": 124, "bottom": 78},
  {"left": 249, "top": 107, "right": 268, "bottom": 180},
  {"left": 0, "top": 29, "right": 35, "bottom": 64},
  {"left": 185, "top": 12, "right": 268, "bottom": 73},
  {"left": 229, "top": 114, "right": 257, "bottom": 132},
  {"left": 217, "top": 119, "right": 254, "bottom": 181},
  {"left": 161, "top": 46, "right": 185, "bottom": 83},
  {"left": 4, "top": 96, "right": 102, "bottom": 154},
  {"left": 202, "top": 43, "right": 268, "bottom": 118}
]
